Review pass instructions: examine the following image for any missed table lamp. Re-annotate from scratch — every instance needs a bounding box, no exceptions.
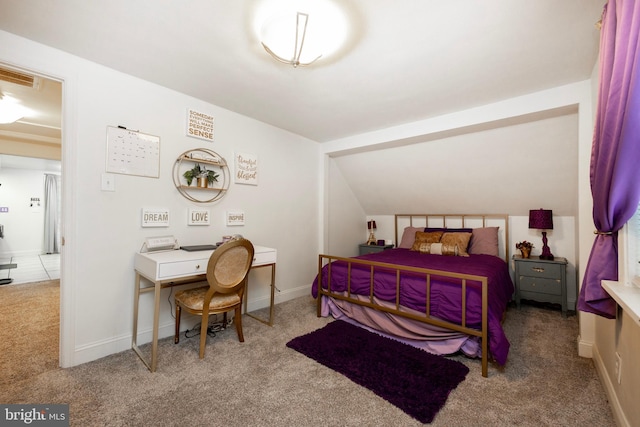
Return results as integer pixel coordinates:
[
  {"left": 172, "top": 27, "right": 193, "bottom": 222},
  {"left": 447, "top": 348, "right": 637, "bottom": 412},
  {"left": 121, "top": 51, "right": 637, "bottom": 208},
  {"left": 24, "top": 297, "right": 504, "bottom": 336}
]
[
  {"left": 529, "top": 209, "right": 554, "bottom": 260},
  {"left": 366, "top": 220, "right": 377, "bottom": 245}
]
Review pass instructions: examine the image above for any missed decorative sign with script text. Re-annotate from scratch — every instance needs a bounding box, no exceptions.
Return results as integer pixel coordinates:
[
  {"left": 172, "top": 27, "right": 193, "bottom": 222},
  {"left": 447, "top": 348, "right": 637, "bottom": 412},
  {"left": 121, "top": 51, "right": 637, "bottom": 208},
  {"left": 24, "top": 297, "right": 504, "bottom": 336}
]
[
  {"left": 234, "top": 152, "right": 258, "bottom": 185},
  {"left": 186, "top": 109, "right": 214, "bottom": 142}
]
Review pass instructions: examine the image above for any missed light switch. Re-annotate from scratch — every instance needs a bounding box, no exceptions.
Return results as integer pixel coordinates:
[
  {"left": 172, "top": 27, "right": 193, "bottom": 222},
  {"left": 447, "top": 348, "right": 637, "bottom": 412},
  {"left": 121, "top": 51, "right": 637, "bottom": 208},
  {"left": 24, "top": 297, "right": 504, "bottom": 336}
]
[{"left": 101, "top": 173, "right": 115, "bottom": 192}]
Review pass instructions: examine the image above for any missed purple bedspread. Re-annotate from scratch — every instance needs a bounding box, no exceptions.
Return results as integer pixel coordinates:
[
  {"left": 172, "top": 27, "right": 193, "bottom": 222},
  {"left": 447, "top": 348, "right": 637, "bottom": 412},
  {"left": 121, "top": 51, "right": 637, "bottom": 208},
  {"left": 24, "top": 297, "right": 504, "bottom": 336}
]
[{"left": 312, "top": 248, "right": 514, "bottom": 365}]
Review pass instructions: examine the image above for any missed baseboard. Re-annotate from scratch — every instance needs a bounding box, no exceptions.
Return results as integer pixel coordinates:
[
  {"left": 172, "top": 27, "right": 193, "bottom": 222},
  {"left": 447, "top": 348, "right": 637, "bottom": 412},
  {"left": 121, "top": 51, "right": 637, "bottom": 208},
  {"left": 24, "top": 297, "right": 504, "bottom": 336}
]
[
  {"left": 0, "top": 249, "right": 44, "bottom": 258},
  {"left": 577, "top": 334, "right": 593, "bottom": 358},
  {"left": 592, "top": 345, "right": 630, "bottom": 427},
  {"left": 71, "top": 283, "right": 312, "bottom": 367}
]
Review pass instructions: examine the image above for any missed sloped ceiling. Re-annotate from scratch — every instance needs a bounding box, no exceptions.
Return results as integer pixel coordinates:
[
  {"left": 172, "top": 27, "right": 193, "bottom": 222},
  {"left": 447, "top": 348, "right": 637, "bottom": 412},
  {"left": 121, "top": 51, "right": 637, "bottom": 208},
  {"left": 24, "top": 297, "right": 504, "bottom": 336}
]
[{"left": 0, "top": 0, "right": 603, "bottom": 144}]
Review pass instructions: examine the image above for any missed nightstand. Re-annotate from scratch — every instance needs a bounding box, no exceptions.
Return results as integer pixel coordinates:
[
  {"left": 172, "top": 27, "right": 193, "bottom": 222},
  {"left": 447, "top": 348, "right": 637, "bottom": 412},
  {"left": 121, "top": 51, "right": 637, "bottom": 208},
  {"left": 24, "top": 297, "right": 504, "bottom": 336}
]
[
  {"left": 358, "top": 243, "right": 394, "bottom": 255},
  {"left": 513, "top": 255, "right": 568, "bottom": 317}
]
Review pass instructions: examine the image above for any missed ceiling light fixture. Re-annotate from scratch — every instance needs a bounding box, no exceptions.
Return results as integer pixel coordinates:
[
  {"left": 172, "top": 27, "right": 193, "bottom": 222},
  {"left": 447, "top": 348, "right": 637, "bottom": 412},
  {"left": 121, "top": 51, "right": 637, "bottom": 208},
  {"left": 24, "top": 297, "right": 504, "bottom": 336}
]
[
  {"left": 256, "top": 0, "right": 348, "bottom": 68},
  {"left": 0, "top": 94, "right": 28, "bottom": 124},
  {"left": 262, "top": 12, "right": 319, "bottom": 68}
]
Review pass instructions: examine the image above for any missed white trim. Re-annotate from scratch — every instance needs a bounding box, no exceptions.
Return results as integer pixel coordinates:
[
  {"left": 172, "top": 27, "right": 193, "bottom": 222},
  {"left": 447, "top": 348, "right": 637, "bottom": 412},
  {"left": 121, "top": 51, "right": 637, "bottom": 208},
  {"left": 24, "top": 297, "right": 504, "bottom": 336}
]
[
  {"left": 59, "top": 71, "right": 78, "bottom": 368},
  {"left": 592, "top": 344, "right": 632, "bottom": 427},
  {"left": 577, "top": 334, "right": 593, "bottom": 358},
  {"left": 602, "top": 280, "right": 640, "bottom": 327}
]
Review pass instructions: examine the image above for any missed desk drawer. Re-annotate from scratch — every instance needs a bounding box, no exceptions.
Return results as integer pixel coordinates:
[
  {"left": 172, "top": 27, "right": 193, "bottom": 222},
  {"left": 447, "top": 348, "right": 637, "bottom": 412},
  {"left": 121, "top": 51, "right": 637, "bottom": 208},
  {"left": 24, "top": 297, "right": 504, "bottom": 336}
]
[
  {"left": 253, "top": 250, "right": 276, "bottom": 266},
  {"left": 158, "top": 259, "right": 207, "bottom": 278},
  {"left": 519, "top": 276, "right": 561, "bottom": 296}
]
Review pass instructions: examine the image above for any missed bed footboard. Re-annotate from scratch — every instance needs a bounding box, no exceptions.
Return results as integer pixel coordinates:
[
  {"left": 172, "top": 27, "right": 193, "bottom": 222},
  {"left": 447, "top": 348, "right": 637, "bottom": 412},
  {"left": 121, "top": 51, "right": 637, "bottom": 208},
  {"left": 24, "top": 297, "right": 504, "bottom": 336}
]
[{"left": 316, "top": 254, "right": 490, "bottom": 377}]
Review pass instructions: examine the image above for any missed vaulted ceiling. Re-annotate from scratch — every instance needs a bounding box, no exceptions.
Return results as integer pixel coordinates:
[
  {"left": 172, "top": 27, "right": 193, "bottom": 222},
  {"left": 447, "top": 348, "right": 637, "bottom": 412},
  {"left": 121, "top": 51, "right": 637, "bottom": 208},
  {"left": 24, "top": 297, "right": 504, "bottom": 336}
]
[{"left": 0, "top": 0, "right": 603, "bottom": 146}]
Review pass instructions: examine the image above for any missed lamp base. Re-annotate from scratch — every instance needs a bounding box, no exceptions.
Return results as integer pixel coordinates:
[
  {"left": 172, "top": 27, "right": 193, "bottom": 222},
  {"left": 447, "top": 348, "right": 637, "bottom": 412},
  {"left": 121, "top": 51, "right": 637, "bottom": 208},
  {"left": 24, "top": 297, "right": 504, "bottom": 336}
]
[
  {"left": 366, "top": 232, "right": 377, "bottom": 245},
  {"left": 540, "top": 231, "right": 554, "bottom": 260}
]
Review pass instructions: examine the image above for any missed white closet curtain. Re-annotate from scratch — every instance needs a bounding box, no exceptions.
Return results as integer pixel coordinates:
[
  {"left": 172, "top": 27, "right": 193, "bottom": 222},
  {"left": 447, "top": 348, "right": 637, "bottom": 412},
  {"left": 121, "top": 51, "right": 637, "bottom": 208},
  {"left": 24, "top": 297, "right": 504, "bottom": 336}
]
[{"left": 44, "top": 173, "right": 61, "bottom": 254}]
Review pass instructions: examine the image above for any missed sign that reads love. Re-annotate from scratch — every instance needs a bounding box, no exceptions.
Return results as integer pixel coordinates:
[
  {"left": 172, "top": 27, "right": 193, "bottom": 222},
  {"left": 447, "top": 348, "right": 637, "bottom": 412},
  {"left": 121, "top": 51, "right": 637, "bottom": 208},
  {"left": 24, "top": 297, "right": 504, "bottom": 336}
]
[
  {"left": 188, "top": 208, "right": 211, "bottom": 226},
  {"left": 186, "top": 109, "right": 214, "bottom": 142}
]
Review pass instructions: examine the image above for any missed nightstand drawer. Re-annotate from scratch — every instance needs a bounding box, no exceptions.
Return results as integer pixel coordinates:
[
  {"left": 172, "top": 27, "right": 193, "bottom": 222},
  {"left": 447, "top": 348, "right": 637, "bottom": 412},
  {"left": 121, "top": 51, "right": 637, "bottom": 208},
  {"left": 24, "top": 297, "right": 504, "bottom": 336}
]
[
  {"left": 519, "top": 276, "right": 562, "bottom": 296},
  {"left": 518, "top": 262, "right": 562, "bottom": 280}
]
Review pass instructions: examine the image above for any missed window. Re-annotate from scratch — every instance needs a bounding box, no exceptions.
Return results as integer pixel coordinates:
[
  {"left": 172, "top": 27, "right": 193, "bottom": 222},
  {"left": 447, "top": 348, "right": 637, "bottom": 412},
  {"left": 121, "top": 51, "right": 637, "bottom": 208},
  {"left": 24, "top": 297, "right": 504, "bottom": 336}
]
[
  {"left": 601, "top": 202, "right": 640, "bottom": 326},
  {"left": 627, "top": 202, "right": 640, "bottom": 286}
]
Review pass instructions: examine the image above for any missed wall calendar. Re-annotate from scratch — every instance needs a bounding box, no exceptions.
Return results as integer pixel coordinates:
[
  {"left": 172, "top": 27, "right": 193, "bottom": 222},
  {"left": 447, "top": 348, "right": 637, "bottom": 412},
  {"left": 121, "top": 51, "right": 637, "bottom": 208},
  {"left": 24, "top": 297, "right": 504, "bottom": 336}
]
[{"left": 106, "top": 126, "right": 160, "bottom": 178}]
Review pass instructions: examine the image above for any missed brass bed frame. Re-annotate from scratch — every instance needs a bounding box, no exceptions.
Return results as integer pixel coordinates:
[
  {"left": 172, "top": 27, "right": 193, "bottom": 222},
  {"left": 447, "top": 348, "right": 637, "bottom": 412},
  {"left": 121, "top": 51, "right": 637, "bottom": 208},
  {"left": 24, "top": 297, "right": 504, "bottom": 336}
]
[{"left": 316, "top": 214, "right": 510, "bottom": 378}]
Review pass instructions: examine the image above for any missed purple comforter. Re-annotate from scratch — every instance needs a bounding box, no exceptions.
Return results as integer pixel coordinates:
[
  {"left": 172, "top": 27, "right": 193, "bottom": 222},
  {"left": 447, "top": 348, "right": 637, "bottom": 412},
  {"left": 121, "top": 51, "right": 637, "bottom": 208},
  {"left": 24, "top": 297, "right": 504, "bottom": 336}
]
[{"left": 312, "top": 248, "right": 514, "bottom": 365}]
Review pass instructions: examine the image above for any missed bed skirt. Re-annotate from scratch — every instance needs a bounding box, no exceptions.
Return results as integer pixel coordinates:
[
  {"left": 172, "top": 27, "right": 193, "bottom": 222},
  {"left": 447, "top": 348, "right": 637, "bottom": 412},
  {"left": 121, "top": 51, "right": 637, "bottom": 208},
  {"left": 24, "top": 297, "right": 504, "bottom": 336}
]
[{"left": 320, "top": 293, "right": 482, "bottom": 359}]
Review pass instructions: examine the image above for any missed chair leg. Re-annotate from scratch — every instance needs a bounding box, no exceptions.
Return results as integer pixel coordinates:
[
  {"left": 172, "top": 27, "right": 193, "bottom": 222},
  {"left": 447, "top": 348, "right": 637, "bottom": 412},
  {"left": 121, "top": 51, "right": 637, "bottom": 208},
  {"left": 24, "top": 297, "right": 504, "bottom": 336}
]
[
  {"left": 175, "top": 304, "right": 181, "bottom": 344},
  {"left": 234, "top": 306, "right": 244, "bottom": 342},
  {"left": 199, "top": 312, "right": 209, "bottom": 359}
]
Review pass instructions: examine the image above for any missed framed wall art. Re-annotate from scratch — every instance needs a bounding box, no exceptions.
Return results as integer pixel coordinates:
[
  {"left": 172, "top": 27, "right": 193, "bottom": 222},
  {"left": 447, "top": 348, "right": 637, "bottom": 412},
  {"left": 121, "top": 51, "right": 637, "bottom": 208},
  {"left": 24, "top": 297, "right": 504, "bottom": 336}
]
[{"left": 234, "top": 152, "right": 258, "bottom": 185}]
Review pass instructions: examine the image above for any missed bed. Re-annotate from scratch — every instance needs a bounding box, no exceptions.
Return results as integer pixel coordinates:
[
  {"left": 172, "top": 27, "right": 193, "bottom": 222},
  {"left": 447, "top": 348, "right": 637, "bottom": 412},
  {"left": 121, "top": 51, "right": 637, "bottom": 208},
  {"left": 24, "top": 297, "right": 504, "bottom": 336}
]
[{"left": 312, "top": 214, "right": 514, "bottom": 377}]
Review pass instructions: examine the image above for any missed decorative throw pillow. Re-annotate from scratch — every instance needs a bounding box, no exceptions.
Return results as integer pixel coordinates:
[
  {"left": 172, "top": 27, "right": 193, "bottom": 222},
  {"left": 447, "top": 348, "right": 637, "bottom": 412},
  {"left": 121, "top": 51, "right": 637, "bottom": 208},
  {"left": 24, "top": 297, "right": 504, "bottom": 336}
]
[
  {"left": 440, "top": 232, "right": 472, "bottom": 257},
  {"left": 410, "top": 231, "right": 444, "bottom": 251},
  {"left": 417, "top": 242, "right": 442, "bottom": 254},
  {"left": 468, "top": 227, "right": 500, "bottom": 257},
  {"left": 399, "top": 227, "right": 424, "bottom": 249},
  {"left": 416, "top": 242, "right": 459, "bottom": 255}
]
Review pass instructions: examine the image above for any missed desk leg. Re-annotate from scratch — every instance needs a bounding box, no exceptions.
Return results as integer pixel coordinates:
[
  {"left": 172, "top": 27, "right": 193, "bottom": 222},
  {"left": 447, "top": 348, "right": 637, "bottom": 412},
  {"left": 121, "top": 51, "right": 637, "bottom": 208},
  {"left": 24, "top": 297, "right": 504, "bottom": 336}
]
[
  {"left": 244, "top": 263, "right": 276, "bottom": 326},
  {"left": 132, "top": 273, "right": 141, "bottom": 350},
  {"left": 131, "top": 274, "right": 161, "bottom": 372},
  {"left": 149, "top": 280, "right": 161, "bottom": 371}
]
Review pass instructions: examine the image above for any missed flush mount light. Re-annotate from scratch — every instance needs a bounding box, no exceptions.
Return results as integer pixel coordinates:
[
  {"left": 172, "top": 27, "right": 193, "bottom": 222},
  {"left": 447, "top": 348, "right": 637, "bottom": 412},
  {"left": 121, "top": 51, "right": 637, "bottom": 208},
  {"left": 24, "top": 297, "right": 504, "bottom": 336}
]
[
  {"left": 255, "top": 0, "right": 348, "bottom": 68},
  {"left": 0, "top": 93, "right": 29, "bottom": 124}
]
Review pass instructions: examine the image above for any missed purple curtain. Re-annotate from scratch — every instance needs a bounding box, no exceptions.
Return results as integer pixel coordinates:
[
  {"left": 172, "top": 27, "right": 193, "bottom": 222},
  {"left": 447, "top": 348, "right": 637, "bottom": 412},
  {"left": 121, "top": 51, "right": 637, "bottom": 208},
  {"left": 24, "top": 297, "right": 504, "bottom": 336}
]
[{"left": 578, "top": 0, "right": 640, "bottom": 318}]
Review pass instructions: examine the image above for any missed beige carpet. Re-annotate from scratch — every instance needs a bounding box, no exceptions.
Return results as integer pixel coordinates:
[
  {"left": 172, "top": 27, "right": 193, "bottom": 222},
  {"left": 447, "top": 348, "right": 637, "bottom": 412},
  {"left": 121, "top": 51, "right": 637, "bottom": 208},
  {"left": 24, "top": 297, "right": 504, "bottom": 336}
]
[
  {"left": 0, "top": 282, "right": 615, "bottom": 426},
  {"left": 0, "top": 279, "right": 59, "bottom": 386}
]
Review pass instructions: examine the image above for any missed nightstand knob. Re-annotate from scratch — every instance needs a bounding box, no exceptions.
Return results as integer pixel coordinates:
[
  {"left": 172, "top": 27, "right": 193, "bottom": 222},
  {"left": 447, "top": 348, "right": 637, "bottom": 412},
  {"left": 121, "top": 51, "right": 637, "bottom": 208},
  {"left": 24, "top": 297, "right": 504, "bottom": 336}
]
[
  {"left": 195, "top": 264, "right": 200, "bottom": 269},
  {"left": 532, "top": 267, "right": 545, "bottom": 273}
]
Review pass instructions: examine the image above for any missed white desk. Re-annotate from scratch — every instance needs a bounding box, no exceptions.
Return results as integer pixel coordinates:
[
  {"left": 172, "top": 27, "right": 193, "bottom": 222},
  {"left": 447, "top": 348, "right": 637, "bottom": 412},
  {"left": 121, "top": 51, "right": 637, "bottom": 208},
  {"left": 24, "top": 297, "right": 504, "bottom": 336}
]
[{"left": 133, "top": 245, "right": 276, "bottom": 372}]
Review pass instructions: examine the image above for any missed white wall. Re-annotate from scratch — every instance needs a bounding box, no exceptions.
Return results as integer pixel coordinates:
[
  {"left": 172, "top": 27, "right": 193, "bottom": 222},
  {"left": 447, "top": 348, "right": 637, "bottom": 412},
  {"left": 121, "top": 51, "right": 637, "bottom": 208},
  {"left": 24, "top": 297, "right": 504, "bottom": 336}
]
[
  {"left": 0, "top": 30, "right": 320, "bottom": 366},
  {"left": 0, "top": 161, "right": 61, "bottom": 256},
  {"left": 322, "top": 81, "right": 592, "bottom": 313}
]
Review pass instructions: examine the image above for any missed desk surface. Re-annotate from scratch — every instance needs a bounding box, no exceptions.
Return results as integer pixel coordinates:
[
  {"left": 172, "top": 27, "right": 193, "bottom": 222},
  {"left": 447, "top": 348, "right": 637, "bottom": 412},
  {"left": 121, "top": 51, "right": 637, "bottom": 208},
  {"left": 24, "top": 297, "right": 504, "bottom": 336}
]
[{"left": 135, "top": 245, "right": 276, "bottom": 281}]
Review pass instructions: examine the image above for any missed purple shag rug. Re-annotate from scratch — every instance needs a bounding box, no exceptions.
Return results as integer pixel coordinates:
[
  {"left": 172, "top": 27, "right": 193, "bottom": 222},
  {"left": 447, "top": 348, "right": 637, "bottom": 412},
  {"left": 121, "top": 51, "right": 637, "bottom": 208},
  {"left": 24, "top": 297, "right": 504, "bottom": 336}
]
[{"left": 286, "top": 320, "right": 469, "bottom": 423}]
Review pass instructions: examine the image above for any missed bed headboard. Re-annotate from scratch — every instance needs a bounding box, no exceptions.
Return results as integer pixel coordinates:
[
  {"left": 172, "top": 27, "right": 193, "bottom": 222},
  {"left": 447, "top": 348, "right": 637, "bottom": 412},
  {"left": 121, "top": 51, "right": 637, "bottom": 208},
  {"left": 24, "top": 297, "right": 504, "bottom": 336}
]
[{"left": 394, "top": 214, "right": 510, "bottom": 262}]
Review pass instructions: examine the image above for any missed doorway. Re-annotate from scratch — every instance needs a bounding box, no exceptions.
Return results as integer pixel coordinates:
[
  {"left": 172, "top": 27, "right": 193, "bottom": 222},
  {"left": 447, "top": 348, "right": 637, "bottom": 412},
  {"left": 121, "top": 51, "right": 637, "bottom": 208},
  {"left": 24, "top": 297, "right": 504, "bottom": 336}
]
[{"left": 0, "top": 64, "right": 62, "bottom": 369}]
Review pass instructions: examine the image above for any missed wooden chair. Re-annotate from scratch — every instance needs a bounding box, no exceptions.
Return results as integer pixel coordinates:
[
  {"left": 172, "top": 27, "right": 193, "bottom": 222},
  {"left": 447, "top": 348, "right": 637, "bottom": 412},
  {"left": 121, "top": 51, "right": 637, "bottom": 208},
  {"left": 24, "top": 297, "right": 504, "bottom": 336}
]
[{"left": 174, "top": 238, "right": 254, "bottom": 358}]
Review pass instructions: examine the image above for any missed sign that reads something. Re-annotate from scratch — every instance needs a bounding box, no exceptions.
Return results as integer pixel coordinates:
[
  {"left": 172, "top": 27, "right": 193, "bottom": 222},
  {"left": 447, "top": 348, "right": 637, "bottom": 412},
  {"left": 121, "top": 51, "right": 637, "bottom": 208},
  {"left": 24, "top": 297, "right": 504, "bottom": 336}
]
[
  {"left": 187, "top": 108, "right": 214, "bottom": 142},
  {"left": 234, "top": 152, "right": 258, "bottom": 185},
  {"left": 188, "top": 208, "right": 210, "bottom": 226},
  {"left": 226, "top": 210, "right": 245, "bottom": 226},
  {"left": 142, "top": 208, "right": 170, "bottom": 227}
]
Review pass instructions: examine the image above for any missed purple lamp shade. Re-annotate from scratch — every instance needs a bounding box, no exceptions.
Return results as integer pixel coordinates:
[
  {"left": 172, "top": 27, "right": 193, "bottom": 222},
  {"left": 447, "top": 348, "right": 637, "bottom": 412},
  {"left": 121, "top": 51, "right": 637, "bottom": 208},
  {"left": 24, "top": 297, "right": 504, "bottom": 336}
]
[
  {"left": 367, "top": 220, "right": 377, "bottom": 230},
  {"left": 529, "top": 209, "right": 554, "bottom": 260},
  {"left": 529, "top": 209, "right": 553, "bottom": 230}
]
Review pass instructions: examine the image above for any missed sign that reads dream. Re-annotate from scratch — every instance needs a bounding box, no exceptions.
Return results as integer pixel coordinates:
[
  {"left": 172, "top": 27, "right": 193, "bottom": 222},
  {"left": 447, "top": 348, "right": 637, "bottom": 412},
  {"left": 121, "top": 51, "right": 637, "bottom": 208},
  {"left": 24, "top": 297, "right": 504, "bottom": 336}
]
[
  {"left": 142, "top": 208, "right": 170, "bottom": 227},
  {"left": 187, "top": 109, "right": 214, "bottom": 141}
]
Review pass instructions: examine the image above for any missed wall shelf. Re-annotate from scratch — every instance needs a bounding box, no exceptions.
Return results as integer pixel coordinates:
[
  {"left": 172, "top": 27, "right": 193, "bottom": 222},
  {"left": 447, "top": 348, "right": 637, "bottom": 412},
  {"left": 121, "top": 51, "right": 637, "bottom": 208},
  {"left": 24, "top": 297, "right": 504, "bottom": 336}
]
[{"left": 172, "top": 148, "right": 230, "bottom": 203}]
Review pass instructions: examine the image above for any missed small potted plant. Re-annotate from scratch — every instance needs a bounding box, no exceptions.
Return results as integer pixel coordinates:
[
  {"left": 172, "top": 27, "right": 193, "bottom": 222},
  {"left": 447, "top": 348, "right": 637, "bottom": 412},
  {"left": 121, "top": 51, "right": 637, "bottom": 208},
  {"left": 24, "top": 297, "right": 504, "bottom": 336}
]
[
  {"left": 515, "top": 241, "right": 534, "bottom": 258},
  {"left": 183, "top": 163, "right": 219, "bottom": 188}
]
